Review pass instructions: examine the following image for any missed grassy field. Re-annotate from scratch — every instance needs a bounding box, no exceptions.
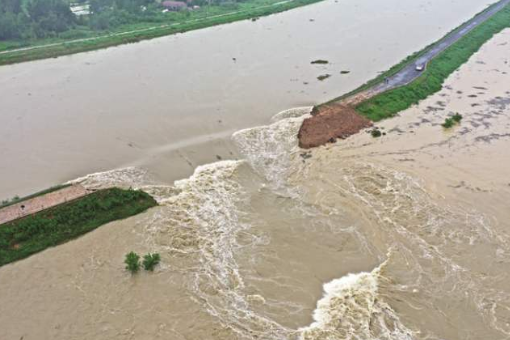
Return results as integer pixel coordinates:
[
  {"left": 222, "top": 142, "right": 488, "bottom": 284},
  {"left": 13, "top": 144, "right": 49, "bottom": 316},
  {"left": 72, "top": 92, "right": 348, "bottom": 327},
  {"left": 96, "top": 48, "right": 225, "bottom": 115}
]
[
  {"left": 0, "top": 0, "right": 323, "bottom": 66},
  {"left": 0, "top": 188, "right": 157, "bottom": 266},
  {"left": 355, "top": 4, "right": 510, "bottom": 122}
]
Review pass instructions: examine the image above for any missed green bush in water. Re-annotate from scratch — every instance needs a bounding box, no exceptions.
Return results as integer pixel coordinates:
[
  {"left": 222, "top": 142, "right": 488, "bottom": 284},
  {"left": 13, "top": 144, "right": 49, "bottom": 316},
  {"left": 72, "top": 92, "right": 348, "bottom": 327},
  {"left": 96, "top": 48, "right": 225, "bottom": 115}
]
[
  {"left": 125, "top": 251, "right": 141, "bottom": 273},
  {"left": 371, "top": 129, "right": 382, "bottom": 138},
  {"left": 442, "top": 118, "right": 455, "bottom": 129},
  {"left": 143, "top": 253, "right": 161, "bottom": 271},
  {"left": 452, "top": 113, "right": 463, "bottom": 122}
]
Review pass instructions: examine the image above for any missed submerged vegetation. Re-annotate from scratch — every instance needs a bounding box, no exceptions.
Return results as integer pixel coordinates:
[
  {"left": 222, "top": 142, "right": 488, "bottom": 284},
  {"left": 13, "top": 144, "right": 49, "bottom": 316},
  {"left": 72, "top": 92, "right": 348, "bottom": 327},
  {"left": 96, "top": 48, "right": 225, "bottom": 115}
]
[
  {"left": 442, "top": 113, "right": 463, "bottom": 129},
  {"left": 317, "top": 74, "right": 331, "bottom": 81},
  {"left": 0, "top": 0, "right": 324, "bottom": 65},
  {"left": 0, "top": 188, "right": 157, "bottom": 266},
  {"left": 371, "top": 129, "right": 382, "bottom": 138},
  {"left": 355, "top": 5, "right": 510, "bottom": 121},
  {"left": 125, "top": 251, "right": 141, "bottom": 273},
  {"left": 442, "top": 118, "right": 455, "bottom": 129},
  {"left": 452, "top": 112, "right": 463, "bottom": 123},
  {"left": 142, "top": 252, "right": 160, "bottom": 271},
  {"left": 311, "top": 59, "right": 328, "bottom": 64},
  {"left": 124, "top": 251, "right": 161, "bottom": 273}
]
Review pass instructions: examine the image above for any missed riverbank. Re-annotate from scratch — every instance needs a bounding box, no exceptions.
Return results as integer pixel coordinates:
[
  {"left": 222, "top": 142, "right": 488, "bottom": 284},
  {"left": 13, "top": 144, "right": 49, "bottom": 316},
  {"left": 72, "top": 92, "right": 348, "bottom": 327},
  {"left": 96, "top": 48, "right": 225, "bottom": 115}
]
[
  {"left": 298, "top": 0, "right": 510, "bottom": 147},
  {"left": 0, "top": 188, "right": 157, "bottom": 267},
  {"left": 356, "top": 1, "right": 510, "bottom": 121},
  {"left": 0, "top": 0, "right": 494, "bottom": 203},
  {"left": 0, "top": 0, "right": 322, "bottom": 66}
]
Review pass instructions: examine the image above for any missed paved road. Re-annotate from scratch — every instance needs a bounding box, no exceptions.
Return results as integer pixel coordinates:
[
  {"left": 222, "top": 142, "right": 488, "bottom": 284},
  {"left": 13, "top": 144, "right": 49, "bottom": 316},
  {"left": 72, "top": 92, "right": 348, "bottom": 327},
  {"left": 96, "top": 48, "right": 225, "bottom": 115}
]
[{"left": 343, "top": 0, "right": 510, "bottom": 105}]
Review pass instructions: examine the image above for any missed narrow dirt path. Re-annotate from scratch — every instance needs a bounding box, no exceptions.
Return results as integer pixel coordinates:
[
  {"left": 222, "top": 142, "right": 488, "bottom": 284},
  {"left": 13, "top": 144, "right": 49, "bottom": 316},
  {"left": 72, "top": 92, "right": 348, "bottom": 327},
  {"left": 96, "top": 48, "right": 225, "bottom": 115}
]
[{"left": 0, "top": 185, "right": 91, "bottom": 225}]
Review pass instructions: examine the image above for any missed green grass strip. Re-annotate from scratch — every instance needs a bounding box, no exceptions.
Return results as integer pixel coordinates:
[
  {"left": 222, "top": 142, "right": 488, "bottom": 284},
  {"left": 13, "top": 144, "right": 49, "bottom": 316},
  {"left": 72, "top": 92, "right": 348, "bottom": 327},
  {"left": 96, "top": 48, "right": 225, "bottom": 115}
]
[
  {"left": 0, "top": 0, "right": 323, "bottom": 66},
  {"left": 0, "top": 188, "right": 157, "bottom": 266},
  {"left": 355, "top": 4, "right": 510, "bottom": 122}
]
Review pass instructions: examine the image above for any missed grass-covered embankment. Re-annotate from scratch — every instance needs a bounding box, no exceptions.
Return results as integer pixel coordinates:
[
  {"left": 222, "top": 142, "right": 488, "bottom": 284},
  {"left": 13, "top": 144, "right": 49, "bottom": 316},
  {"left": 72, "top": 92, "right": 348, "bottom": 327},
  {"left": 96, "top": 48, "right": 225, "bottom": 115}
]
[
  {"left": 0, "top": 0, "right": 323, "bottom": 66},
  {"left": 355, "top": 4, "right": 510, "bottom": 122},
  {"left": 0, "top": 188, "right": 157, "bottom": 266}
]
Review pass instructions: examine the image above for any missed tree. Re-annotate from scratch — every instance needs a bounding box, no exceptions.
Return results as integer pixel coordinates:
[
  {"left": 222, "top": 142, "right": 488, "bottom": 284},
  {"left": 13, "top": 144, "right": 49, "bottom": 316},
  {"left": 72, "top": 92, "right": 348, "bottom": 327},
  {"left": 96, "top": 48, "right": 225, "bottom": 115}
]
[
  {"left": 0, "top": 12, "right": 23, "bottom": 40},
  {"left": 27, "top": 0, "right": 75, "bottom": 25},
  {"left": 0, "top": 0, "right": 23, "bottom": 14},
  {"left": 90, "top": 0, "right": 114, "bottom": 14}
]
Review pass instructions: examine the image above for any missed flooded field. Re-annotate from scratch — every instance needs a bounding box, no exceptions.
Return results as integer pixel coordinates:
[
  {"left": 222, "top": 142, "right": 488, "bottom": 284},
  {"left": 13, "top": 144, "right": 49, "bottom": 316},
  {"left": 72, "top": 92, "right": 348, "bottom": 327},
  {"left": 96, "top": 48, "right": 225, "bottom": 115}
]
[
  {"left": 0, "top": 0, "right": 498, "bottom": 200},
  {"left": 1, "top": 23, "right": 510, "bottom": 339}
]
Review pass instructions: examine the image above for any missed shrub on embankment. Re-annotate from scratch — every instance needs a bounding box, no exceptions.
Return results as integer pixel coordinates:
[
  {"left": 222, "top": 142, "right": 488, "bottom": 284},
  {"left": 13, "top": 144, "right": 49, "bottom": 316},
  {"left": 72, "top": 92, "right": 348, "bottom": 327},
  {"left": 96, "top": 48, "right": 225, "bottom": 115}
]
[
  {"left": 356, "top": 5, "right": 510, "bottom": 122},
  {"left": 0, "top": 188, "right": 157, "bottom": 266}
]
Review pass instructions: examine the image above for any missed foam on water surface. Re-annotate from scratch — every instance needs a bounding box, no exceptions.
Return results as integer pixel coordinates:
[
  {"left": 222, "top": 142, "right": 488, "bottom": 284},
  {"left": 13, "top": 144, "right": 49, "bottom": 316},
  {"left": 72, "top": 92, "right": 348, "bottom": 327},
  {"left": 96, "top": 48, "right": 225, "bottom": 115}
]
[
  {"left": 300, "top": 260, "right": 414, "bottom": 340},
  {"left": 271, "top": 107, "right": 314, "bottom": 123},
  {"left": 232, "top": 114, "right": 307, "bottom": 190},
  {"left": 67, "top": 166, "right": 157, "bottom": 190}
]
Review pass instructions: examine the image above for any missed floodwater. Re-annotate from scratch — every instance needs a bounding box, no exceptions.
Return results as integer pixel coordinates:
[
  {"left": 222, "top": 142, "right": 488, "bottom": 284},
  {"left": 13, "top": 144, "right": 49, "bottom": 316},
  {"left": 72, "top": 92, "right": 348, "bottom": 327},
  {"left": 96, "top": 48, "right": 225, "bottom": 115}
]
[
  {"left": 0, "top": 0, "right": 498, "bottom": 200},
  {"left": 1, "top": 2, "right": 510, "bottom": 340}
]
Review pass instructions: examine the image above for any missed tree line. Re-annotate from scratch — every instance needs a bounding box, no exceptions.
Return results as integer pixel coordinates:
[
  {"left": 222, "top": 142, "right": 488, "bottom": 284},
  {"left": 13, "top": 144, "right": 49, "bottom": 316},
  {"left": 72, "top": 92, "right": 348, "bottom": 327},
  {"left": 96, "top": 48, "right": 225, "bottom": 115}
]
[
  {"left": 0, "top": 0, "right": 76, "bottom": 40},
  {"left": 87, "top": 0, "right": 162, "bottom": 31},
  {"left": 0, "top": 0, "right": 237, "bottom": 41}
]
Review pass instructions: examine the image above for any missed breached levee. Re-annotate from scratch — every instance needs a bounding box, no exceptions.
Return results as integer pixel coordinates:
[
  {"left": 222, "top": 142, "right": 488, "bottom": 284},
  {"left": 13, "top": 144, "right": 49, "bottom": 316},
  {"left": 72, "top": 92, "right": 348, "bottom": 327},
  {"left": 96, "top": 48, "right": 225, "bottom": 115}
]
[
  {"left": 232, "top": 107, "right": 312, "bottom": 189},
  {"left": 6, "top": 95, "right": 502, "bottom": 339},
  {"left": 297, "top": 104, "right": 372, "bottom": 149},
  {"left": 232, "top": 107, "right": 415, "bottom": 340}
]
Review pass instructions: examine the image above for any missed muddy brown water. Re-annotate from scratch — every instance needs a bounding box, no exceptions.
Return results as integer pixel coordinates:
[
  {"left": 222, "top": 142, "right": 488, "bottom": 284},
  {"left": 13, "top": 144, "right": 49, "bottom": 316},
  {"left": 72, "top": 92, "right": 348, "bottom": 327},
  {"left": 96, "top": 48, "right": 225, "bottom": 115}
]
[
  {"left": 0, "top": 0, "right": 498, "bottom": 200},
  {"left": 1, "top": 2, "right": 510, "bottom": 340}
]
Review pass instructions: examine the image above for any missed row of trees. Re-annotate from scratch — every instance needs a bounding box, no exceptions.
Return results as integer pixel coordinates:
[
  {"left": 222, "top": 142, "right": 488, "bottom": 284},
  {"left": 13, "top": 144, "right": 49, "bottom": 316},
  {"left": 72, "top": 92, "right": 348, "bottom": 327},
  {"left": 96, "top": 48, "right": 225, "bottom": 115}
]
[
  {"left": 86, "top": 0, "right": 227, "bottom": 31},
  {"left": 0, "top": 0, "right": 76, "bottom": 40},
  {"left": 90, "top": 0, "right": 158, "bottom": 14},
  {"left": 0, "top": 0, "right": 178, "bottom": 39},
  {"left": 0, "top": 0, "right": 245, "bottom": 41},
  {"left": 87, "top": 0, "right": 161, "bottom": 30}
]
